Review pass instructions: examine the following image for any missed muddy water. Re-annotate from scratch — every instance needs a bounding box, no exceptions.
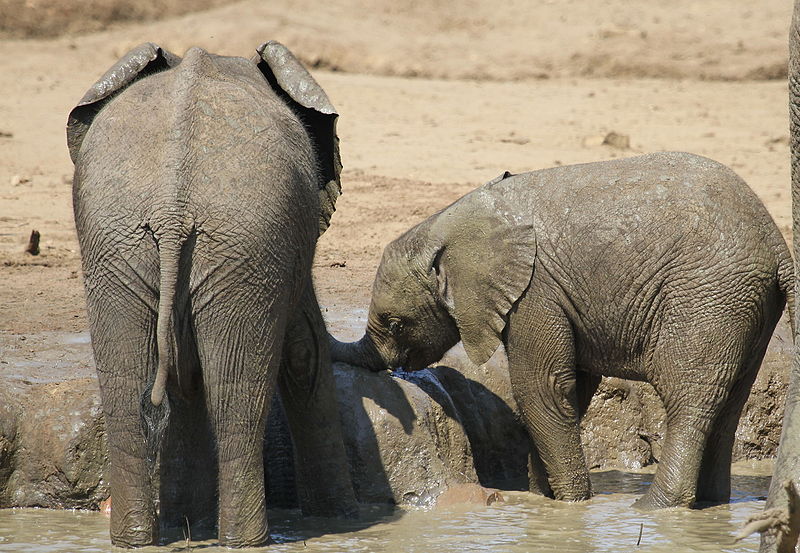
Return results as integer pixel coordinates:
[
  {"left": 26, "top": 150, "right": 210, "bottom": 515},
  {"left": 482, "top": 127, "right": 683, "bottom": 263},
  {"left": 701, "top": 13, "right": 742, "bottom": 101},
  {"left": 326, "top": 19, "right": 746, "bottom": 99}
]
[{"left": 0, "top": 467, "right": 769, "bottom": 553}]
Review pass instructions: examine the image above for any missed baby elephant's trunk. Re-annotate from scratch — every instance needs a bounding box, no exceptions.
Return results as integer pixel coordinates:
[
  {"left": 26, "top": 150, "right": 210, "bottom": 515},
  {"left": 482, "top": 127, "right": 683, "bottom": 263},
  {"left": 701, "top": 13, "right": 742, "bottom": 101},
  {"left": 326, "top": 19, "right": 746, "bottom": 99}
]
[{"left": 328, "top": 333, "right": 387, "bottom": 372}]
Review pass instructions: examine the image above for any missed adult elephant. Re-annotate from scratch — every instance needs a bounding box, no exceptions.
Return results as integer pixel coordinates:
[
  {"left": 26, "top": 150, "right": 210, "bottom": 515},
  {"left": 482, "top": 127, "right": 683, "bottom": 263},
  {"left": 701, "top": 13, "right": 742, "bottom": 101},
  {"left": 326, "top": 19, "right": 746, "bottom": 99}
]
[
  {"left": 68, "top": 42, "right": 356, "bottom": 547},
  {"left": 760, "top": 2, "right": 800, "bottom": 551},
  {"left": 331, "top": 152, "right": 793, "bottom": 510}
]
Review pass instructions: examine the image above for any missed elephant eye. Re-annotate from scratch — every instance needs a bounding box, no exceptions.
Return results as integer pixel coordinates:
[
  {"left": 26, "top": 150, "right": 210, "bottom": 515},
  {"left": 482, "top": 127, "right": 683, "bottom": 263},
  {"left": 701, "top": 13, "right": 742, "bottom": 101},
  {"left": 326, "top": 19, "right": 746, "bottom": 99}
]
[{"left": 387, "top": 318, "right": 403, "bottom": 336}]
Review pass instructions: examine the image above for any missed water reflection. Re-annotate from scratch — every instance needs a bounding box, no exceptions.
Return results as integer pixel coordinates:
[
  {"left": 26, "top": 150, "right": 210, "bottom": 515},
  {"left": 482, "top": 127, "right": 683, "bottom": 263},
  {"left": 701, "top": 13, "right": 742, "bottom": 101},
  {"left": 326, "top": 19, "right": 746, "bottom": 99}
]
[{"left": 0, "top": 469, "right": 767, "bottom": 553}]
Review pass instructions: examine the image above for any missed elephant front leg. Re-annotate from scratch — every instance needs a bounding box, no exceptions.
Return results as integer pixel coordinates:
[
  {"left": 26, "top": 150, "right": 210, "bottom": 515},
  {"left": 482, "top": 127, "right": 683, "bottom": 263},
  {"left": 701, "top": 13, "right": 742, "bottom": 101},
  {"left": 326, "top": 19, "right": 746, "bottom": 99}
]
[
  {"left": 279, "top": 284, "right": 358, "bottom": 518},
  {"left": 505, "top": 302, "right": 591, "bottom": 502}
]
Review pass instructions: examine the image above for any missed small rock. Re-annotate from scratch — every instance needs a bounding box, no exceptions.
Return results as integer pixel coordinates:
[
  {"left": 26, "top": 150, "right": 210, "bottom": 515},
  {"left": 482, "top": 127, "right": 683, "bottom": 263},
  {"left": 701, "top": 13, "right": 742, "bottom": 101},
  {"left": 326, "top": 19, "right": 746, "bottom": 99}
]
[
  {"left": 766, "top": 136, "right": 789, "bottom": 146},
  {"left": 25, "top": 230, "right": 40, "bottom": 256},
  {"left": 435, "top": 483, "right": 504, "bottom": 509},
  {"left": 10, "top": 175, "right": 30, "bottom": 186},
  {"left": 500, "top": 134, "right": 530, "bottom": 145},
  {"left": 602, "top": 131, "right": 630, "bottom": 150}
]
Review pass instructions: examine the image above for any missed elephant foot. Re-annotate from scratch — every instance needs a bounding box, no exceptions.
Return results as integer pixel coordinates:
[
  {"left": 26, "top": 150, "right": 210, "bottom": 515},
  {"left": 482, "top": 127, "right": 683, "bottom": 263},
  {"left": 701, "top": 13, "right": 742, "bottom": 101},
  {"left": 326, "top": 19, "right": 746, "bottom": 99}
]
[
  {"left": 548, "top": 470, "right": 592, "bottom": 502},
  {"left": 109, "top": 499, "right": 159, "bottom": 548},
  {"left": 633, "top": 487, "right": 693, "bottom": 510},
  {"left": 218, "top": 530, "right": 272, "bottom": 549},
  {"left": 553, "top": 489, "right": 592, "bottom": 502},
  {"left": 110, "top": 526, "right": 159, "bottom": 549}
]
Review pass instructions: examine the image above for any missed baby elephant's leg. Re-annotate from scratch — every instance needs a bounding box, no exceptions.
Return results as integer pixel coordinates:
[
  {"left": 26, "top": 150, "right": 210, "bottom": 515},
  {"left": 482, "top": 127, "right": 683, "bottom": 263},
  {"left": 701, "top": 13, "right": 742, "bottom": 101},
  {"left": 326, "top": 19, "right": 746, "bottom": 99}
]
[
  {"left": 506, "top": 297, "right": 591, "bottom": 501},
  {"left": 637, "top": 310, "right": 760, "bottom": 510}
]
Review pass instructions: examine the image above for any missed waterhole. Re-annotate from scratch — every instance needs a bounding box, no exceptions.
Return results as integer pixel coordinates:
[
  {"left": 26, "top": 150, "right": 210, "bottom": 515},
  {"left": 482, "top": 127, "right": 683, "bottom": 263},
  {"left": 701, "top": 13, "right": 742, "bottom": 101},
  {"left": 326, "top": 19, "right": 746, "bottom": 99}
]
[{"left": 0, "top": 466, "right": 770, "bottom": 553}]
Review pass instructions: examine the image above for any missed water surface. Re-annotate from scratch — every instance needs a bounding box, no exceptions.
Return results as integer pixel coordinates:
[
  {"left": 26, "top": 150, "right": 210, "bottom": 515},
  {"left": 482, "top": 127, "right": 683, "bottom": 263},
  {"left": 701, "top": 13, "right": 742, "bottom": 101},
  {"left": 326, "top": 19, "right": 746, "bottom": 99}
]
[{"left": 0, "top": 467, "right": 770, "bottom": 553}]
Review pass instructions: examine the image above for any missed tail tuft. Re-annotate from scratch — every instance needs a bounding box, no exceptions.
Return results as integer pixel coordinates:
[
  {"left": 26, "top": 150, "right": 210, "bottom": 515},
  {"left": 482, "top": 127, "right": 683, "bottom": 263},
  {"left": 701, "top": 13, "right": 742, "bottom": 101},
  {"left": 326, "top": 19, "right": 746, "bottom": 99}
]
[{"left": 141, "top": 383, "right": 170, "bottom": 472}]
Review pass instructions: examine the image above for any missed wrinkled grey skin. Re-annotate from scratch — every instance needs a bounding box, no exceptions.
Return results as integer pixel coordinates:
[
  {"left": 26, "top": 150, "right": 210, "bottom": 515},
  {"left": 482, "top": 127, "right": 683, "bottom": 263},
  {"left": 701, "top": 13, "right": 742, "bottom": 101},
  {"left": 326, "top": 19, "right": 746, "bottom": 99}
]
[
  {"left": 331, "top": 151, "right": 793, "bottom": 509},
  {"left": 760, "top": 3, "right": 800, "bottom": 551},
  {"left": 69, "top": 42, "right": 356, "bottom": 547}
]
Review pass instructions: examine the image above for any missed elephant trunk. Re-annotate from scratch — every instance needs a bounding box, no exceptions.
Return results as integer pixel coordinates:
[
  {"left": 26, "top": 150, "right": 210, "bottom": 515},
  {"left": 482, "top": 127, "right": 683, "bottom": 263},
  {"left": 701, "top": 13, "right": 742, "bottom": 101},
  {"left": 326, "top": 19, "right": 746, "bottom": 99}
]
[{"left": 329, "top": 333, "right": 388, "bottom": 372}]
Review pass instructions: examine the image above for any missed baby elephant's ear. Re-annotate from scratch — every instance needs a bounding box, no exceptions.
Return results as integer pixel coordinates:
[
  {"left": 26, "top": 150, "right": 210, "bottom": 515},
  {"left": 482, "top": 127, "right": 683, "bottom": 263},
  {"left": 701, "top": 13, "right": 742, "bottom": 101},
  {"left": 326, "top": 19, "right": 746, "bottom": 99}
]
[
  {"left": 67, "top": 43, "right": 180, "bottom": 163},
  {"left": 254, "top": 41, "right": 341, "bottom": 236},
  {"left": 431, "top": 184, "right": 536, "bottom": 366}
]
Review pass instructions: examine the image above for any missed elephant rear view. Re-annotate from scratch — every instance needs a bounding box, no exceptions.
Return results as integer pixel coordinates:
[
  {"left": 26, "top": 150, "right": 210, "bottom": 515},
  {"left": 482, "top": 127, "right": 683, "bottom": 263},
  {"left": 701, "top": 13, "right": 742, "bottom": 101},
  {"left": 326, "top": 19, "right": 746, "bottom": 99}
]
[{"left": 68, "top": 42, "right": 356, "bottom": 547}]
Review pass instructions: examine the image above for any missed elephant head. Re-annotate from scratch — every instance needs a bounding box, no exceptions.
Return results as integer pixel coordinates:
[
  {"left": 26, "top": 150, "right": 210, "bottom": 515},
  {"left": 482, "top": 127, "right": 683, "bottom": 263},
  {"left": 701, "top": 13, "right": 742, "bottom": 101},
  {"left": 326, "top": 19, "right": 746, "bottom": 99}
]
[
  {"left": 331, "top": 178, "right": 537, "bottom": 371},
  {"left": 67, "top": 40, "right": 341, "bottom": 238}
]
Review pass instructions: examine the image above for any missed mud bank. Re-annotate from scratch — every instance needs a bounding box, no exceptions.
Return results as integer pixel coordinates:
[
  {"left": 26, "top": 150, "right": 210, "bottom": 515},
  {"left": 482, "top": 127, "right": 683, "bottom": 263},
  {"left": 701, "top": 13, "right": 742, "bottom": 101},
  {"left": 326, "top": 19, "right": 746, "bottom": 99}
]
[{"left": 0, "top": 314, "right": 791, "bottom": 511}]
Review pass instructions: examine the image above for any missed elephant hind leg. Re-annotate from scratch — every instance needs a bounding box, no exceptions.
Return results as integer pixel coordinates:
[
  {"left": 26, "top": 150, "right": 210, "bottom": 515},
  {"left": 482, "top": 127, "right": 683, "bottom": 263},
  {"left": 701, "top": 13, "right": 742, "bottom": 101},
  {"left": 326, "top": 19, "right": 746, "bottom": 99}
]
[
  {"left": 159, "top": 390, "right": 218, "bottom": 539},
  {"left": 693, "top": 369, "right": 756, "bottom": 505},
  {"left": 193, "top": 285, "right": 285, "bottom": 548},
  {"left": 84, "top": 271, "right": 160, "bottom": 546},
  {"left": 695, "top": 323, "right": 774, "bottom": 504},
  {"left": 636, "top": 312, "right": 758, "bottom": 510}
]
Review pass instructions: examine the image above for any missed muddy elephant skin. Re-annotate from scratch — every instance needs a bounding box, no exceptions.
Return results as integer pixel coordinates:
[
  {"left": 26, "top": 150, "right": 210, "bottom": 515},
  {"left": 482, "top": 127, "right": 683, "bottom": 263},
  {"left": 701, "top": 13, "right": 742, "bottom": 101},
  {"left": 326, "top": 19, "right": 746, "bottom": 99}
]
[
  {"left": 331, "top": 151, "right": 793, "bottom": 510},
  {"left": 760, "top": 2, "right": 800, "bottom": 552},
  {"left": 68, "top": 42, "right": 356, "bottom": 547}
]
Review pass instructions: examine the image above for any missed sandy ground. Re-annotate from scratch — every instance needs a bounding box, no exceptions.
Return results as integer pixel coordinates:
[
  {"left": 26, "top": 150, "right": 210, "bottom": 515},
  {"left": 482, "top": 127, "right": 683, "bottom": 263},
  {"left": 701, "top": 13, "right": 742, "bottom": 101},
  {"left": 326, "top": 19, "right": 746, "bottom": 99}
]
[{"left": 0, "top": 0, "right": 794, "bottom": 343}]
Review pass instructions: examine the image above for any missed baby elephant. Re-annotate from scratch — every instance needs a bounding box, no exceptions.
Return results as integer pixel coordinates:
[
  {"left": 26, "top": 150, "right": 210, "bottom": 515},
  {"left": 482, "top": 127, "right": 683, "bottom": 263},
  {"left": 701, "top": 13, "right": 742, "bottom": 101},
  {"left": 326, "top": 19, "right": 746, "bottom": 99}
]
[{"left": 331, "top": 151, "right": 793, "bottom": 509}]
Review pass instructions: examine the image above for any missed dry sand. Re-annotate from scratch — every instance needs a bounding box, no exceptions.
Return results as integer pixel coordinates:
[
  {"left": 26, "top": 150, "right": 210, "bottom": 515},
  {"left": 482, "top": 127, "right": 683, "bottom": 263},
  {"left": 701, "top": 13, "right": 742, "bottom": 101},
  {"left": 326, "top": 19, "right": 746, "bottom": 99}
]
[{"left": 0, "top": 0, "right": 793, "bottom": 341}]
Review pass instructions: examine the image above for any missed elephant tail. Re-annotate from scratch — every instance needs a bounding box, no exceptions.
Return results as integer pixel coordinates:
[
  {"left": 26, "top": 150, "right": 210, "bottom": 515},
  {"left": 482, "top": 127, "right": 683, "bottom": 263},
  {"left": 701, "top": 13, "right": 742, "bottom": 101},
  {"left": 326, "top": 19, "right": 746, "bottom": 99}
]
[
  {"left": 151, "top": 232, "right": 182, "bottom": 408},
  {"left": 139, "top": 228, "right": 184, "bottom": 474},
  {"left": 778, "top": 251, "right": 795, "bottom": 339}
]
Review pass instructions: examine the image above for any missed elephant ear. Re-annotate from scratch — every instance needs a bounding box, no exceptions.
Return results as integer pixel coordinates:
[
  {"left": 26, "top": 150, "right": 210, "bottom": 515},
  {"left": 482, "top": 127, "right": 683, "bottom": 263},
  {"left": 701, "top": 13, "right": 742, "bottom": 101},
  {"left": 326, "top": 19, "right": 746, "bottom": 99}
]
[
  {"left": 67, "top": 43, "right": 181, "bottom": 164},
  {"left": 253, "top": 41, "right": 341, "bottom": 236},
  {"left": 430, "top": 180, "right": 536, "bottom": 366}
]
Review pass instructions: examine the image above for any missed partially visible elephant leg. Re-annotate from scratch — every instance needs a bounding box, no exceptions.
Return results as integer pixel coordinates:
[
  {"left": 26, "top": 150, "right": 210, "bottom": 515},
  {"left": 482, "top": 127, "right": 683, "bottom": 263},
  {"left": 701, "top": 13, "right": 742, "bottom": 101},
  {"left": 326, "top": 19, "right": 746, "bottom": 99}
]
[
  {"left": 760, "top": 3, "right": 800, "bottom": 551},
  {"left": 526, "top": 440, "right": 553, "bottom": 497},
  {"left": 696, "top": 326, "right": 771, "bottom": 504},
  {"left": 577, "top": 372, "right": 601, "bottom": 418},
  {"left": 506, "top": 294, "right": 591, "bottom": 501},
  {"left": 278, "top": 283, "right": 358, "bottom": 518},
  {"left": 194, "top": 283, "right": 283, "bottom": 548},
  {"left": 84, "top": 254, "right": 159, "bottom": 546},
  {"left": 159, "top": 304, "right": 217, "bottom": 537},
  {"left": 159, "top": 391, "right": 218, "bottom": 538}
]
